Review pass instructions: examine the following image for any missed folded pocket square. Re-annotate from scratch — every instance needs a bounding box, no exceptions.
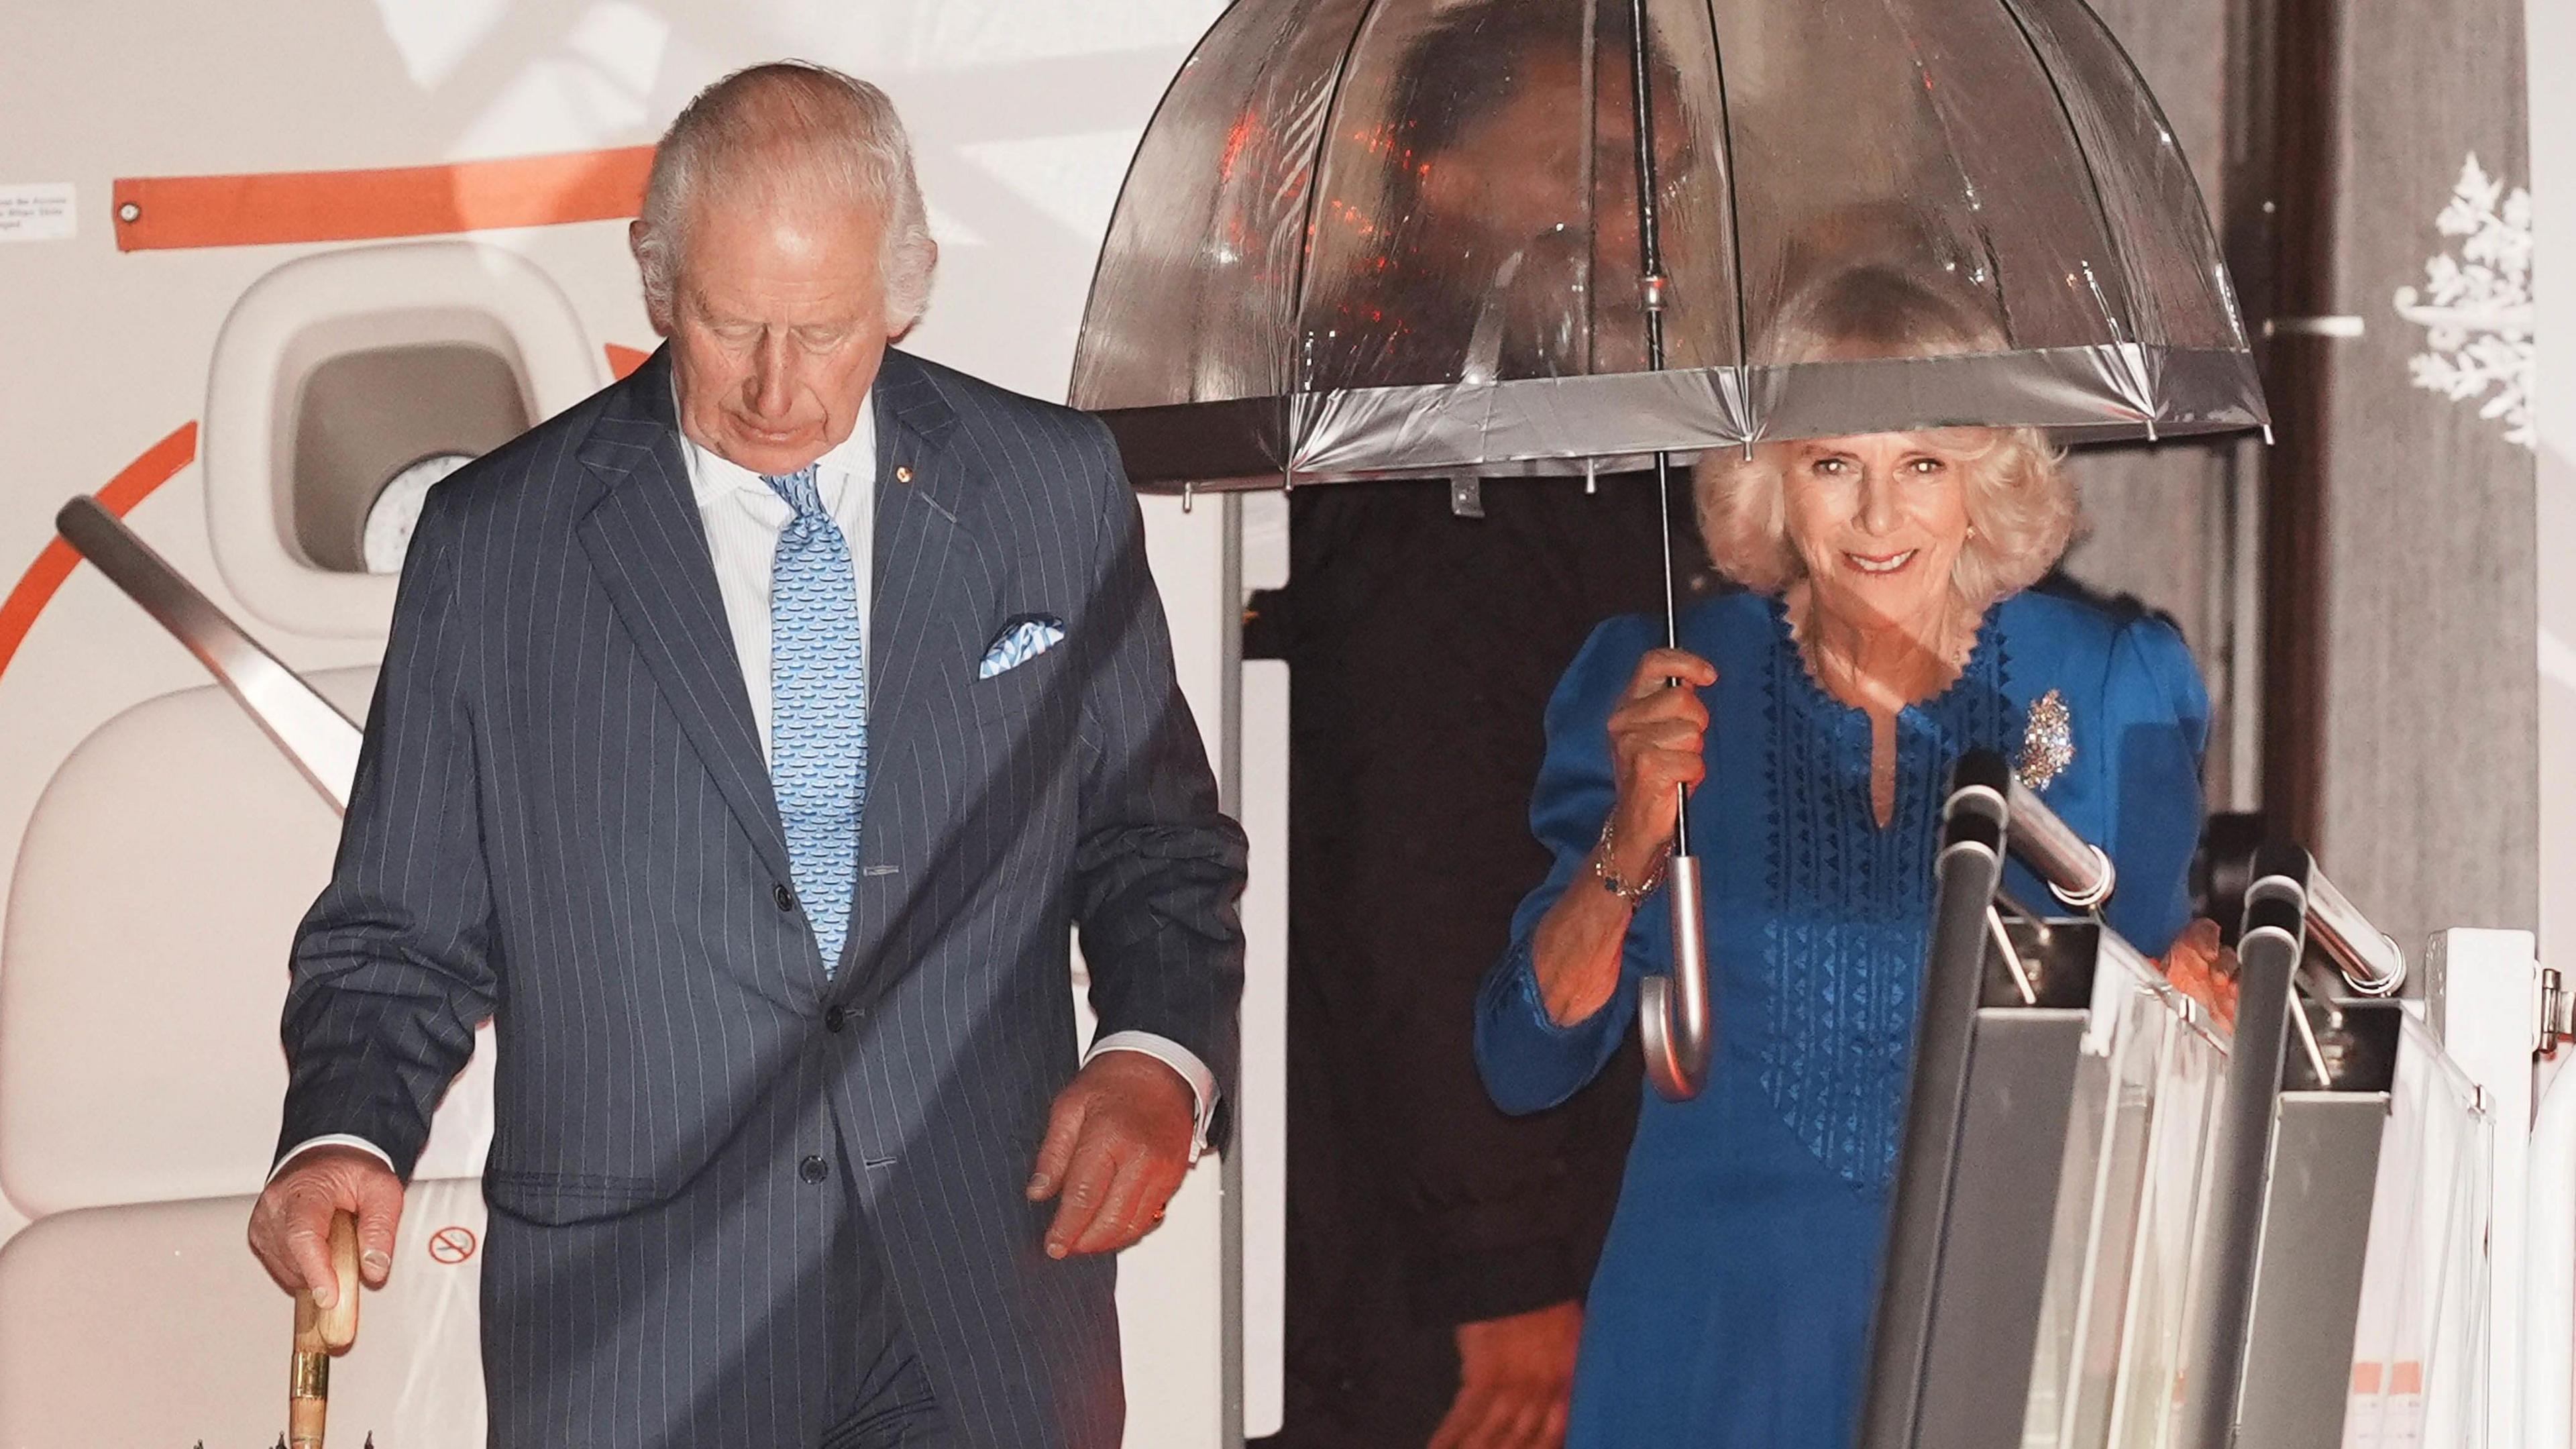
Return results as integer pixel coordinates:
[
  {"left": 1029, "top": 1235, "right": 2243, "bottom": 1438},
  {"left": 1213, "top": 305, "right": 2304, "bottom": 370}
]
[{"left": 979, "top": 615, "right": 1067, "bottom": 679}]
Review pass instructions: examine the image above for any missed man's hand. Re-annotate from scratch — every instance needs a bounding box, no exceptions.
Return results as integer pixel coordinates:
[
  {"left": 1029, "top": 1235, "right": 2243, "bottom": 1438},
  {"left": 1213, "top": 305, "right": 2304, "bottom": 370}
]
[
  {"left": 1428, "top": 1300, "right": 1584, "bottom": 1449},
  {"left": 2162, "top": 917, "right": 2239, "bottom": 1028},
  {"left": 248, "top": 1144, "right": 406, "bottom": 1309},
  {"left": 1025, "top": 1052, "right": 1195, "bottom": 1259}
]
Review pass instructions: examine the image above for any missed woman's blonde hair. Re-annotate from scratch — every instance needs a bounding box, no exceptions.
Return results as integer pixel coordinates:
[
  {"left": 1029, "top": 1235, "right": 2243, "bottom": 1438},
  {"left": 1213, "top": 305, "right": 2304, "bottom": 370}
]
[{"left": 1695, "top": 266, "right": 2080, "bottom": 610}]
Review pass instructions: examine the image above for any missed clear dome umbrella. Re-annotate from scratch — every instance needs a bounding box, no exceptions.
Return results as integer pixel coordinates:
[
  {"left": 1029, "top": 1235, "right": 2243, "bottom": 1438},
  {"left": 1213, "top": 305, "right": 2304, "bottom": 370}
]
[{"left": 1069, "top": 0, "right": 2267, "bottom": 1099}]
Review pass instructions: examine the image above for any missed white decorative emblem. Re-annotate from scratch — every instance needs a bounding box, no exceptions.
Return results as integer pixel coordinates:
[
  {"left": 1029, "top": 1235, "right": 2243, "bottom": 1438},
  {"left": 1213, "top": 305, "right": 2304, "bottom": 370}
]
[{"left": 2394, "top": 154, "right": 2534, "bottom": 449}]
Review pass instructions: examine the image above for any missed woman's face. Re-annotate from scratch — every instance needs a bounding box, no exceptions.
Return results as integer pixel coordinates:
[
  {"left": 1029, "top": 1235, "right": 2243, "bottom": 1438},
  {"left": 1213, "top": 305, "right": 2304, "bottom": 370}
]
[{"left": 1780, "top": 431, "right": 1980, "bottom": 636}]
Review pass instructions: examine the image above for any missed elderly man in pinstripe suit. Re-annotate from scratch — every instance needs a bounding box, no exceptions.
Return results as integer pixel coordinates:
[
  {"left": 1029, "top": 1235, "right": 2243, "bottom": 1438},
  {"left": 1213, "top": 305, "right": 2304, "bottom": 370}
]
[{"left": 246, "top": 62, "right": 1246, "bottom": 1448}]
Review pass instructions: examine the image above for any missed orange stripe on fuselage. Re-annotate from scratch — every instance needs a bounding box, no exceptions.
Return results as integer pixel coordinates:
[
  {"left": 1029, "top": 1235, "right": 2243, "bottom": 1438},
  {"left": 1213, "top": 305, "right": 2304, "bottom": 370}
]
[
  {"left": 113, "top": 147, "right": 653, "bottom": 252},
  {"left": 0, "top": 423, "right": 201, "bottom": 686}
]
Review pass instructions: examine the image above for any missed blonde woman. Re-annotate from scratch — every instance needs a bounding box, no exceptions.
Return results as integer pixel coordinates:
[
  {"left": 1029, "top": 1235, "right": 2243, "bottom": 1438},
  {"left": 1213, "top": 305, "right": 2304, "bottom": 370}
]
[{"left": 1474, "top": 270, "right": 2233, "bottom": 1446}]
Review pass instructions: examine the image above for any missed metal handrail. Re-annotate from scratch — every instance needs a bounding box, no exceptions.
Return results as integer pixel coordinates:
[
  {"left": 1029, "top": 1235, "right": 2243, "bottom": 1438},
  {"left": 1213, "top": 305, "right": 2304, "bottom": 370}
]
[
  {"left": 2304, "top": 862, "right": 2406, "bottom": 996},
  {"left": 2006, "top": 777, "right": 2116, "bottom": 910},
  {"left": 1871, "top": 761, "right": 2418, "bottom": 1449},
  {"left": 1858, "top": 751, "right": 2013, "bottom": 1449},
  {"left": 2176, "top": 838, "right": 2414, "bottom": 1448},
  {"left": 2182, "top": 847, "right": 2314, "bottom": 1449},
  {"left": 2529, "top": 1053, "right": 2576, "bottom": 1449},
  {"left": 2002, "top": 769, "right": 2405, "bottom": 1000},
  {"left": 54, "top": 495, "right": 360, "bottom": 814}
]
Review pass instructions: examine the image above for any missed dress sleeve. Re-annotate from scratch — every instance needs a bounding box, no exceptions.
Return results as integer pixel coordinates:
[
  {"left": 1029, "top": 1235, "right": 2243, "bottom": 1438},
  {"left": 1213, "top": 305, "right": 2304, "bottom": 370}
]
[
  {"left": 2098, "top": 614, "right": 2213, "bottom": 958},
  {"left": 1474, "top": 616, "right": 1656, "bottom": 1115}
]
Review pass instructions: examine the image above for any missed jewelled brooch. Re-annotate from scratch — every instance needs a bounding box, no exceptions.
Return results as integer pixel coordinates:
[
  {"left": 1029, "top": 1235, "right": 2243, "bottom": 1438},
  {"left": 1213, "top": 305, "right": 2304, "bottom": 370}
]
[{"left": 2017, "top": 688, "right": 2075, "bottom": 791}]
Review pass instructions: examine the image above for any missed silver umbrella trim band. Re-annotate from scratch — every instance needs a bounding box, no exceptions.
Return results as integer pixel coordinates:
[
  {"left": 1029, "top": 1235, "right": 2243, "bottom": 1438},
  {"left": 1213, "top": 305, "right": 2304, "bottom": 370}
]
[{"left": 1095, "top": 343, "right": 2267, "bottom": 490}]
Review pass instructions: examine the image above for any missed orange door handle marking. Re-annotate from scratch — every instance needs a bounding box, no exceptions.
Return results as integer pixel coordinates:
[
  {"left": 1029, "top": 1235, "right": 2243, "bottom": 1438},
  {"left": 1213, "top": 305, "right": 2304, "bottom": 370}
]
[{"left": 114, "top": 146, "right": 654, "bottom": 252}]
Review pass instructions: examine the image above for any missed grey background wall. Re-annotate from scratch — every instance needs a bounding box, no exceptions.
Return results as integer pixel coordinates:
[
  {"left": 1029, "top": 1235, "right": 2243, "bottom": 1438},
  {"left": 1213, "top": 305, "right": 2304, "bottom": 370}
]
[
  {"left": 2068, "top": 0, "right": 2536, "bottom": 956},
  {"left": 2309, "top": 0, "right": 2535, "bottom": 959},
  {"left": 2530, "top": 0, "right": 2576, "bottom": 972}
]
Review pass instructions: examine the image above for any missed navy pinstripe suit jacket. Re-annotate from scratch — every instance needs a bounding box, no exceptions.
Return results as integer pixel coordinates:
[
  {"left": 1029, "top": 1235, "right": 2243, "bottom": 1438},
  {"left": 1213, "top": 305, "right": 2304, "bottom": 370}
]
[{"left": 278, "top": 346, "right": 1248, "bottom": 1448}]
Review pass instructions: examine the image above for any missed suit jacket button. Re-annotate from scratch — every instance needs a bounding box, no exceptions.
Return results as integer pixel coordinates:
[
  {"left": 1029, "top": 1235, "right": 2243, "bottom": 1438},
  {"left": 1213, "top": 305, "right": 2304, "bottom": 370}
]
[
  {"left": 798, "top": 1154, "right": 829, "bottom": 1183},
  {"left": 824, "top": 1005, "right": 849, "bottom": 1033},
  {"left": 773, "top": 883, "right": 797, "bottom": 912}
]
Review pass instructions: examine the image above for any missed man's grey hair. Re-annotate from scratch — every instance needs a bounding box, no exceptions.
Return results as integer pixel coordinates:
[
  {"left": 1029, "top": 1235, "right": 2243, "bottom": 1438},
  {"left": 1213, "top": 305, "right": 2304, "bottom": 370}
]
[{"left": 635, "top": 61, "right": 939, "bottom": 331}]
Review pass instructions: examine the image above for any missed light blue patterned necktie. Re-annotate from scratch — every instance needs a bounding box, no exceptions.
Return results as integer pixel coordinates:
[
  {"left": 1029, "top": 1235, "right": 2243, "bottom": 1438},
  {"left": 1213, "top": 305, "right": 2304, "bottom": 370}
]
[{"left": 763, "top": 464, "right": 865, "bottom": 975}]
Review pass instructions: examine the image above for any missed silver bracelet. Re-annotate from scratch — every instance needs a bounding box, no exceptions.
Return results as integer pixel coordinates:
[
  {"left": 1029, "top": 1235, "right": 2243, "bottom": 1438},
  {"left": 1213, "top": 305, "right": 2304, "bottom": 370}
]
[{"left": 1591, "top": 814, "right": 1670, "bottom": 908}]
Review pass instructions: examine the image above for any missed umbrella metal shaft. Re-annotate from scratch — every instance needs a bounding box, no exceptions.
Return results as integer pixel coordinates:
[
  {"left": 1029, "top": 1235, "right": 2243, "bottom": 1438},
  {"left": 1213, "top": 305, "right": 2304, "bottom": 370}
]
[
  {"left": 1624, "top": 0, "right": 1686, "bottom": 856},
  {"left": 1624, "top": 0, "right": 1713, "bottom": 1102}
]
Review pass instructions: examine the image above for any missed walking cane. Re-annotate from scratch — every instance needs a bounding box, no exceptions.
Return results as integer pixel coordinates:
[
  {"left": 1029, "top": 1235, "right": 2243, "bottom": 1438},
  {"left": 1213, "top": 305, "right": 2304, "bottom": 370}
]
[{"left": 286, "top": 1211, "right": 361, "bottom": 1449}]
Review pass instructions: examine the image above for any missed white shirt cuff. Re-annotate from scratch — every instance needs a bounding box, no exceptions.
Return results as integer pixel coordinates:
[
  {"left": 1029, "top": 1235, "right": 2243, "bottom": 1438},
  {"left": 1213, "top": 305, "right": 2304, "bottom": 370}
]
[
  {"left": 270, "top": 1134, "right": 398, "bottom": 1185},
  {"left": 1086, "top": 1031, "right": 1218, "bottom": 1162}
]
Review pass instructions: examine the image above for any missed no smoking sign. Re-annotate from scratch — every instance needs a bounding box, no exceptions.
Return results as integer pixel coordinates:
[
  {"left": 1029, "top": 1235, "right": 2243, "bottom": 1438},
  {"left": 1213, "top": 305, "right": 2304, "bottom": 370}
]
[{"left": 427, "top": 1225, "right": 479, "bottom": 1265}]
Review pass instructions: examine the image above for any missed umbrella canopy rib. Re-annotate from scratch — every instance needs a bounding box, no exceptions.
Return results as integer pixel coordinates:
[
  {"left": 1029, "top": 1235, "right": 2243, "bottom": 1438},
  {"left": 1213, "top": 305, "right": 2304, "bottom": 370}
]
[
  {"left": 2049, "top": 0, "right": 2256, "bottom": 347},
  {"left": 1868, "top": 0, "right": 2070, "bottom": 361},
  {"left": 1071, "top": 11, "right": 1206, "bottom": 390},
  {"left": 1696, "top": 0, "right": 1755, "bottom": 396},
  {"left": 1283, "top": 0, "right": 1390, "bottom": 428},
  {"left": 1994, "top": 0, "right": 2152, "bottom": 354}
]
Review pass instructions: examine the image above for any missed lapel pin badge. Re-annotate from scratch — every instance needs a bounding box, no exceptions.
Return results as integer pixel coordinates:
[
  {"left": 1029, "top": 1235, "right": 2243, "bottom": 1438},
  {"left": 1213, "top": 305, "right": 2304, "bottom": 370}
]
[{"left": 894, "top": 464, "right": 914, "bottom": 485}]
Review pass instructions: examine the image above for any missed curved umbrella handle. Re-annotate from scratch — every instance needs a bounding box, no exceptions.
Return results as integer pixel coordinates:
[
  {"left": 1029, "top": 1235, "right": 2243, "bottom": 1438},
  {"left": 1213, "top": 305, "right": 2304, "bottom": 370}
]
[{"left": 1640, "top": 854, "right": 1712, "bottom": 1099}]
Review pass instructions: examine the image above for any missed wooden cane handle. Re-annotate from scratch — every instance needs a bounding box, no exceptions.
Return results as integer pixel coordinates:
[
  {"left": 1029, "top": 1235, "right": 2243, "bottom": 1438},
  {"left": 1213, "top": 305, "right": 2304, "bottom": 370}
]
[
  {"left": 291, "top": 1211, "right": 362, "bottom": 1352},
  {"left": 287, "top": 1212, "right": 360, "bottom": 1448}
]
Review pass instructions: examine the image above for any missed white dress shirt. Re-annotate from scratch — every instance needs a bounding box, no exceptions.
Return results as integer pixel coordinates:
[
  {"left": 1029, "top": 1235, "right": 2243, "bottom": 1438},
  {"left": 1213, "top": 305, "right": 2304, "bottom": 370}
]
[
  {"left": 690, "top": 388, "right": 879, "bottom": 762},
  {"left": 278, "top": 391, "right": 1215, "bottom": 1181}
]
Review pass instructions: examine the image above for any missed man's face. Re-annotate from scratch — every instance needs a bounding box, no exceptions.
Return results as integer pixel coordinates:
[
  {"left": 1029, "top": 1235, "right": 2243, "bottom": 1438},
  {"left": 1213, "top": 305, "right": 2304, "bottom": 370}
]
[
  {"left": 1406, "top": 51, "right": 1695, "bottom": 374},
  {"left": 647, "top": 190, "right": 893, "bottom": 477},
  {"left": 1417, "top": 56, "right": 1592, "bottom": 262}
]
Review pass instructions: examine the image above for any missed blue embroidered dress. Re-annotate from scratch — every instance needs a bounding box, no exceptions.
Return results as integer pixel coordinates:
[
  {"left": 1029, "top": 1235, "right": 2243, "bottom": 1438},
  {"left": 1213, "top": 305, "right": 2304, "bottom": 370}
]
[{"left": 1474, "top": 589, "right": 2210, "bottom": 1448}]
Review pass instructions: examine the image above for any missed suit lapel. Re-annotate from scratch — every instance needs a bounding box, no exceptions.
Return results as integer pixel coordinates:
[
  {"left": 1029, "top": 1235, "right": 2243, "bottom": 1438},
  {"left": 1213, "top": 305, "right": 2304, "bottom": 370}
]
[
  {"left": 572, "top": 348, "right": 797, "bottom": 889},
  {"left": 843, "top": 352, "right": 992, "bottom": 977},
  {"left": 866, "top": 350, "right": 979, "bottom": 753}
]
